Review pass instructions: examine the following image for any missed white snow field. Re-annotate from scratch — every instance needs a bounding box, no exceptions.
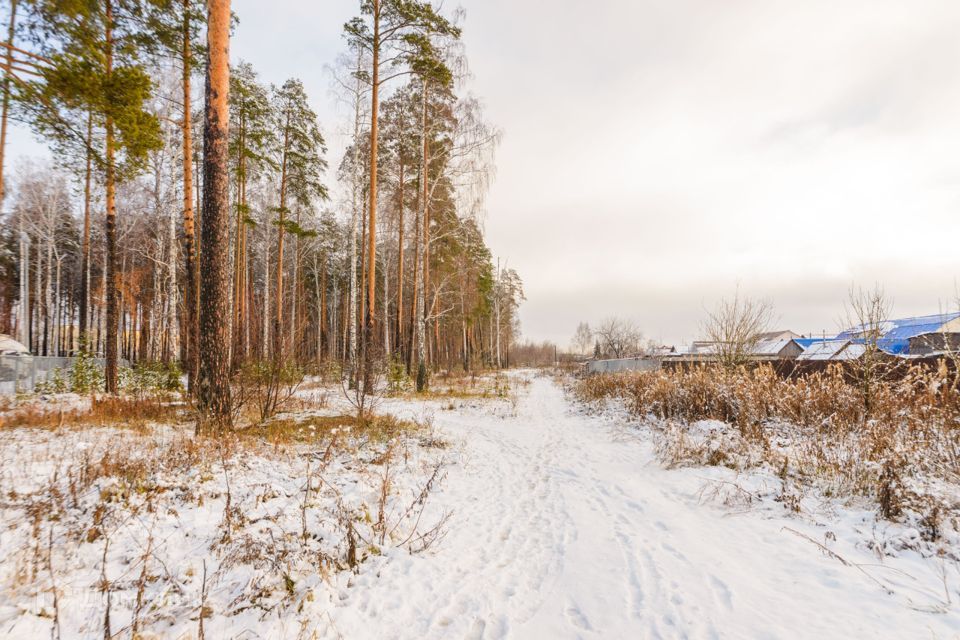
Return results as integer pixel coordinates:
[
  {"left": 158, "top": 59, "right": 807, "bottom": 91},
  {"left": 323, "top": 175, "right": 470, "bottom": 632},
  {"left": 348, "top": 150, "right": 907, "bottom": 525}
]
[
  {"left": 317, "top": 374, "right": 960, "bottom": 640},
  {"left": 2, "top": 373, "right": 959, "bottom": 639}
]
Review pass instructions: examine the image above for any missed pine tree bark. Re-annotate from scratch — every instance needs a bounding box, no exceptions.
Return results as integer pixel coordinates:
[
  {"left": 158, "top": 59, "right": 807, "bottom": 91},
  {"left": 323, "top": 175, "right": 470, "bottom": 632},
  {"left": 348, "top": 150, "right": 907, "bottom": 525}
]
[
  {"left": 407, "top": 165, "right": 421, "bottom": 372},
  {"left": 363, "top": 0, "right": 381, "bottom": 380},
  {"left": 321, "top": 257, "right": 327, "bottom": 356},
  {"left": 273, "top": 114, "right": 289, "bottom": 359},
  {"left": 197, "top": 0, "right": 233, "bottom": 429},
  {"left": 292, "top": 209, "right": 300, "bottom": 354},
  {"left": 104, "top": 0, "right": 119, "bottom": 393},
  {"left": 79, "top": 112, "right": 93, "bottom": 345},
  {"left": 231, "top": 105, "right": 246, "bottom": 369},
  {"left": 182, "top": 0, "right": 199, "bottom": 391},
  {"left": 345, "top": 50, "right": 364, "bottom": 376}
]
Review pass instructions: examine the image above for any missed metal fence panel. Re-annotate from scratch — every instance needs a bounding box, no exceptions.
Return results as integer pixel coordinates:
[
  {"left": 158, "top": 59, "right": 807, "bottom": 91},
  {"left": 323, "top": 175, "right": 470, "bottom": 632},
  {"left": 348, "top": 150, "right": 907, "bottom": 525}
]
[
  {"left": 0, "top": 356, "right": 107, "bottom": 394},
  {"left": 584, "top": 358, "right": 662, "bottom": 375}
]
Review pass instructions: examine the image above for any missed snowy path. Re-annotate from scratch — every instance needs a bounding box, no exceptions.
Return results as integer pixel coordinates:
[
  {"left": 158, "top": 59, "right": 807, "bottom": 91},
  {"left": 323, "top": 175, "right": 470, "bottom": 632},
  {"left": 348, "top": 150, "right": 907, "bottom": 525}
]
[{"left": 322, "top": 376, "right": 959, "bottom": 639}]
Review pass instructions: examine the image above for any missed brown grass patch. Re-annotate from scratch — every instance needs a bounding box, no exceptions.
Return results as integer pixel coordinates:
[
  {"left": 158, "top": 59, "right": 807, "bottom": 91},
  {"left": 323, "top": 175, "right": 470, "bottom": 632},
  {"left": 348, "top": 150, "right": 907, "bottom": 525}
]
[
  {"left": 236, "top": 412, "right": 424, "bottom": 449},
  {"left": 0, "top": 396, "right": 183, "bottom": 431},
  {"left": 577, "top": 363, "right": 960, "bottom": 525}
]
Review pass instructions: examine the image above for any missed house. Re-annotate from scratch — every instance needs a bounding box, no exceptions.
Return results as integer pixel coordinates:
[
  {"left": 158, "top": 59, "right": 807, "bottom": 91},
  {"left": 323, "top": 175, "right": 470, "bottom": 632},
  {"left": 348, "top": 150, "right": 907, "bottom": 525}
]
[
  {"left": 664, "top": 338, "right": 803, "bottom": 364},
  {"left": 646, "top": 345, "right": 676, "bottom": 358},
  {"left": 664, "top": 342, "right": 718, "bottom": 363},
  {"left": 836, "top": 312, "right": 960, "bottom": 355},
  {"left": 908, "top": 332, "right": 960, "bottom": 356},
  {"left": 750, "top": 338, "right": 804, "bottom": 360},
  {"left": 756, "top": 330, "right": 801, "bottom": 342},
  {"left": 797, "top": 339, "right": 865, "bottom": 361}
]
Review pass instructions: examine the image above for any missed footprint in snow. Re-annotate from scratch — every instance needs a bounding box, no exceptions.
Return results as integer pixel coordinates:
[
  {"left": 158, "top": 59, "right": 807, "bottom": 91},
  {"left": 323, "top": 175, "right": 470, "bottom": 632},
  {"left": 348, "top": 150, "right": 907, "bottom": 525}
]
[
  {"left": 466, "top": 617, "right": 487, "bottom": 640},
  {"left": 709, "top": 575, "right": 733, "bottom": 610},
  {"left": 564, "top": 603, "right": 592, "bottom": 631}
]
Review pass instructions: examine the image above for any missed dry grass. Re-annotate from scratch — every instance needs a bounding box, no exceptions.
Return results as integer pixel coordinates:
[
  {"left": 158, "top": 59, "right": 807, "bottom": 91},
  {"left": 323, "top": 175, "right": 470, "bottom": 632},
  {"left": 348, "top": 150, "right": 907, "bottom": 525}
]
[
  {"left": 0, "top": 402, "right": 450, "bottom": 635},
  {"left": 409, "top": 371, "right": 521, "bottom": 403},
  {"left": 577, "top": 364, "right": 960, "bottom": 533},
  {"left": 238, "top": 412, "right": 426, "bottom": 448},
  {"left": 0, "top": 396, "right": 183, "bottom": 431}
]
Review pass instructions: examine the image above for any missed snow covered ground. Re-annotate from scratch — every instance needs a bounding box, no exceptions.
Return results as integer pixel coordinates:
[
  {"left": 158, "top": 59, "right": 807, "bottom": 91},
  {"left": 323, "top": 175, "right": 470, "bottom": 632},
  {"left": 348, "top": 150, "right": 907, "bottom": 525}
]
[
  {"left": 317, "top": 373, "right": 960, "bottom": 639},
  {"left": 3, "top": 372, "right": 960, "bottom": 638}
]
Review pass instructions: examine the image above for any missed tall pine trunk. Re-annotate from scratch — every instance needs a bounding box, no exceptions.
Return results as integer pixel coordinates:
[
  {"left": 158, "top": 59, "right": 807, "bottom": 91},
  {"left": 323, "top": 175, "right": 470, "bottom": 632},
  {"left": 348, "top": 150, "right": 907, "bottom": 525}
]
[
  {"left": 273, "top": 114, "right": 289, "bottom": 359},
  {"left": 104, "top": 0, "right": 119, "bottom": 392},
  {"left": 181, "top": 0, "right": 199, "bottom": 390},
  {"left": 362, "top": 0, "right": 381, "bottom": 381},
  {"left": 231, "top": 105, "right": 246, "bottom": 369},
  {"left": 347, "top": 50, "right": 363, "bottom": 378},
  {"left": 79, "top": 112, "right": 93, "bottom": 346},
  {"left": 197, "top": 0, "right": 233, "bottom": 429}
]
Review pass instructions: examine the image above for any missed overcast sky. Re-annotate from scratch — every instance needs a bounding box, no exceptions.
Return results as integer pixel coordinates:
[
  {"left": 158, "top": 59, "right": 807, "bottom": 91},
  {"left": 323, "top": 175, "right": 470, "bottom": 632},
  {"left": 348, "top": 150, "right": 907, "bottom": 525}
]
[{"left": 8, "top": 0, "right": 960, "bottom": 346}]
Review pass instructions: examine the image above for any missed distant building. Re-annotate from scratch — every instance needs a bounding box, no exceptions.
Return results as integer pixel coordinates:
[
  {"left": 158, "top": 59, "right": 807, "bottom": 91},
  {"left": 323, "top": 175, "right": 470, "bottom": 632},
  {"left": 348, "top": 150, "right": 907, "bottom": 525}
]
[
  {"left": 665, "top": 338, "right": 803, "bottom": 364},
  {"left": 646, "top": 345, "right": 677, "bottom": 358},
  {"left": 796, "top": 339, "right": 865, "bottom": 362},
  {"left": 749, "top": 338, "right": 804, "bottom": 360},
  {"left": 908, "top": 332, "right": 960, "bottom": 356},
  {"left": 836, "top": 312, "right": 960, "bottom": 355},
  {"left": 756, "top": 330, "right": 801, "bottom": 342}
]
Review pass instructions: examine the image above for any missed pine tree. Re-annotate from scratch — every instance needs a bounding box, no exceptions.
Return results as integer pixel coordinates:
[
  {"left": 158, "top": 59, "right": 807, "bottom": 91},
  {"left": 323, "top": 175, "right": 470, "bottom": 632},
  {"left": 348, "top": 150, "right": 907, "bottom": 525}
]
[
  {"left": 378, "top": 83, "right": 420, "bottom": 361},
  {"left": 176, "top": 0, "right": 204, "bottom": 391},
  {"left": 0, "top": 0, "right": 19, "bottom": 207},
  {"left": 229, "top": 61, "right": 274, "bottom": 367},
  {"left": 269, "top": 78, "right": 327, "bottom": 359},
  {"left": 23, "top": 0, "right": 165, "bottom": 391},
  {"left": 343, "top": 0, "right": 459, "bottom": 381},
  {"left": 197, "top": 0, "right": 232, "bottom": 429}
]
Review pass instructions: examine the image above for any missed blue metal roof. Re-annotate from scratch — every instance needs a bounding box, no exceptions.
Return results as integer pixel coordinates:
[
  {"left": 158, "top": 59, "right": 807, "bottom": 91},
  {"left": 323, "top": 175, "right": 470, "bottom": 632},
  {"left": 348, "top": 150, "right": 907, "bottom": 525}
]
[{"left": 836, "top": 312, "right": 960, "bottom": 355}]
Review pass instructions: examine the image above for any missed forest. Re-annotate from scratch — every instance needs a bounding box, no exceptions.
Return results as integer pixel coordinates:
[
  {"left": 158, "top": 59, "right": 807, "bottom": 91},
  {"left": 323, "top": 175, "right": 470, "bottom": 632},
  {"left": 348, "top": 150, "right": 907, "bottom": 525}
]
[{"left": 0, "top": 0, "right": 523, "bottom": 427}]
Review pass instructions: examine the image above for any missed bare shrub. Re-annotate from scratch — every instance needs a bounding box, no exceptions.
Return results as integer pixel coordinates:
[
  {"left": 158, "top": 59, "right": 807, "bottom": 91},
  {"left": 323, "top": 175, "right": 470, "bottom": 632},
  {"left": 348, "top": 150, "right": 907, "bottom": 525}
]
[
  {"left": 233, "top": 359, "right": 305, "bottom": 424},
  {"left": 702, "top": 289, "right": 774, "bottom": 369},
  {"left": 595, "top": 317, "right": 643, "bottom": 359},
  {"left": 842, "top": 284, "right": 893, "bottom": 418},
  {"left": 341, "top": 353, "right": 386, "bottom": 420}
]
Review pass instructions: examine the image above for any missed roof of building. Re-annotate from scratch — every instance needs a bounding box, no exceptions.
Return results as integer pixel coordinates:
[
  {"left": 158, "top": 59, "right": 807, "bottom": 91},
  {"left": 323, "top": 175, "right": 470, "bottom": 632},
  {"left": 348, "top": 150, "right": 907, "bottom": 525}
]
[
  {"left": 756, "top": 330, "right": 800, "bottom": 341},
  {"left": 752, "top": 338, "right": 797, "bottom": 356},
  {"left": 0, "top": 334, "right": 30, "bottom": 355},
  {"left": 667, "top": 339, "right": 799, "bottom": 360},
  {"left": 836, "top": 312, "right": 960, "bottom": 355},
  {"left": 797, "top": 339, "right": 865, "bottom": 361}
]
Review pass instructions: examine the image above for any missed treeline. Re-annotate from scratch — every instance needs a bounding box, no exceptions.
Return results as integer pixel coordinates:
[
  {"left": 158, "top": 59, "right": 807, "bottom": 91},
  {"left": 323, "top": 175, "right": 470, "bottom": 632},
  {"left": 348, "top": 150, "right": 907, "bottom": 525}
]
[{"left": 0, "top": 0, "right": 522, "bottom": 421}]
